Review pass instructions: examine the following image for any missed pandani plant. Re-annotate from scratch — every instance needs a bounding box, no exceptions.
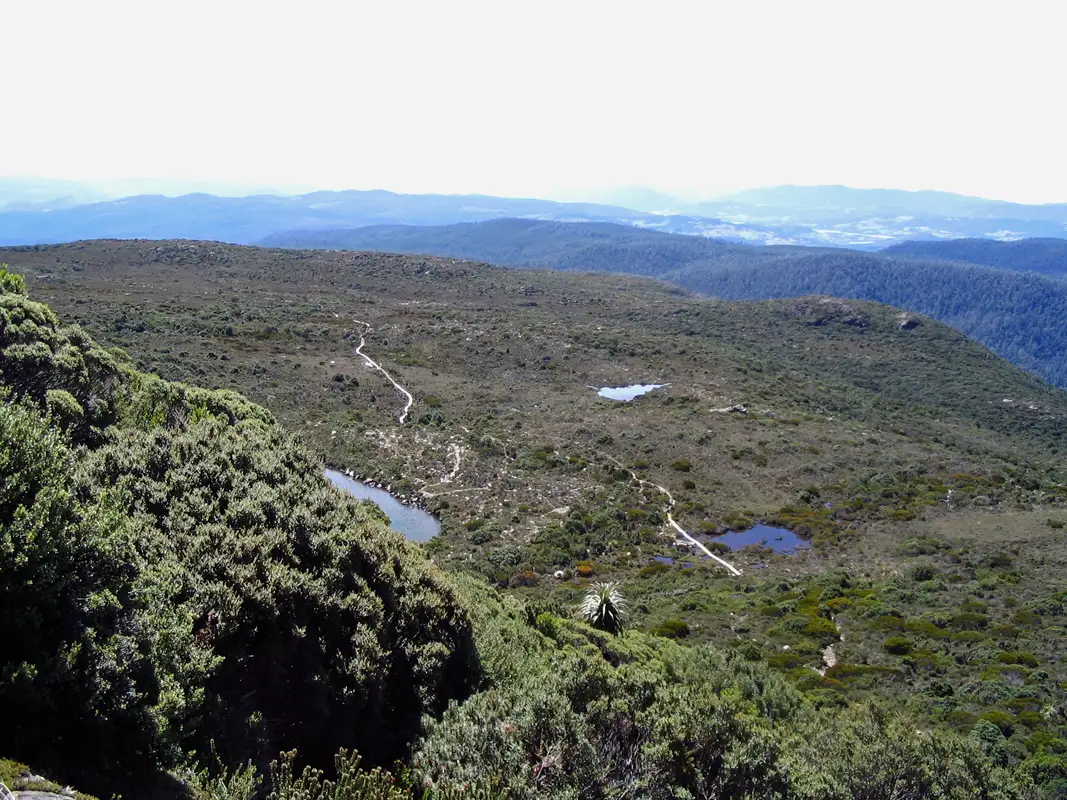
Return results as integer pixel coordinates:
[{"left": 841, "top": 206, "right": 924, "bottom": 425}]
[{"left": 579, "top": 581, "right": 626, "bottom": 635}]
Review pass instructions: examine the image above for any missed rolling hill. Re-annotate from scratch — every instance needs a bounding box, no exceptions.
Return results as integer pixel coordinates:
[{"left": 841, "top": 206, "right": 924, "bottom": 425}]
[
  {"left": 884, "top": 237, "right": 1067, "bottom": 277},
  {"left": 0, "top": 189, "right": 652, "bottom": 246},
  {"left": 260, "top": 219, "right": 1067, "bottom": 389}
]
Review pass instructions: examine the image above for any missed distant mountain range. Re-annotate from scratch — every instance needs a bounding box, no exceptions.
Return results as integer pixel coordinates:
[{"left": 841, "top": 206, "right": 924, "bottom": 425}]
[
  {"left": 678, "top": 185, "right": 1067, "bottom": 246},
  {"left": 547, "top": 185, "right": 684, "bottom": 213},
  {"left": 2, "top": 182, "right": 1066, "bottom": 249},
  {"left": 0, "top": 177, "right": 112, "bottom": 211},
  {"left": 259, "top": 219, "right": 1067, "bottom": 389},
  {"left": 708, "top": 184, "right": 1067, "bottom": 222},
  {"left": 0, "top": 176, "right": 314, "bottom": 211},
  {"left": 5, "top": 179, "right": 1067, "bottom": 386},
  {"left": 0, "top": 190, "right": 656, "bottom": 246}
]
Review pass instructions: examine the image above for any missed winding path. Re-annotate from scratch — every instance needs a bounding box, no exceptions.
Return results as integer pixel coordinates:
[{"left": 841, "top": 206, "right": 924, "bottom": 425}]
[
  {"left": 610, "top": 457, "right": 742, "bottom": 576},
  {"left": 648, "top": 481, "right": 743, "bottom": 577},
  {"left": 352, "top": 319, "right": 413, "bottom": 424},
  {"left": 344, "top": 319, "right": 738, "bottom": 578}
]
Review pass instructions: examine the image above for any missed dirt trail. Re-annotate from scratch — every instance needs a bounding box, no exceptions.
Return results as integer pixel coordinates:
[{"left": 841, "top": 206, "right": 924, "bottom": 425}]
[
  {"left": 343, "top": 325, "right": 738, "bottom": 579},
  {"left": 605, "top": 455, "right": 742, "bottom": 576},
  {"left": 653, "top": 483, "right": 743, "bottom": 577},
  {"left": 351, "top": 318, "right": 413, "bottom": 424}
]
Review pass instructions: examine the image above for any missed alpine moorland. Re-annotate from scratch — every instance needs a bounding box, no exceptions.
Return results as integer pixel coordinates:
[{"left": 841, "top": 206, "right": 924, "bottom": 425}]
[
  {"left": 3, "top": 240, "right": 1067, "bottom": 796},
  {"left": 260, "top": 219, "right": 1067, "bottom": 388}
]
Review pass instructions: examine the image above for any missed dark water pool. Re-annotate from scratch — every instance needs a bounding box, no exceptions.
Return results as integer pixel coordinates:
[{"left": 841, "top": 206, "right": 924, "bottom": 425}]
[{"left": 709, "top": 524, "right": 810, "bottom": 554}]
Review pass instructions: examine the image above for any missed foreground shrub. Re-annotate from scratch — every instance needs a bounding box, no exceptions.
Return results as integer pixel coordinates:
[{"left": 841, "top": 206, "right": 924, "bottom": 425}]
[{"left": 0, "top": 284, "right": 478, "bottom": 789}]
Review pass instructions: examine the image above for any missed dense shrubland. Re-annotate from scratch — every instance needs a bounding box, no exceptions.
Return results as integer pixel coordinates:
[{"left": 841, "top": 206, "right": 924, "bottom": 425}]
[
  {"left": 0, "top": 270, "right": 476, "bottom": 790},
  {"left": 410, "top": 578, "right": 1034, "bottom": 799}
]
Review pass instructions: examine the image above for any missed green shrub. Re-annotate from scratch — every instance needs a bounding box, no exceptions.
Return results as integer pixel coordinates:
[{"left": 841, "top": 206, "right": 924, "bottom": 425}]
[
  {"left": 979, "top": 710, "right": 1015, "bottom": 737},
  {"left": 44, "top": 388, "right": 84, "bottom": 424},
  {"left": 639, "top": 561, "right": 669, "bottom": 577},
  {"left": 766, "top": 652, "right": 805, "bottom": 671},
  {"left": 950, "top": 612, "right": 990, "bottom": 630},
  {"left": 904, "top": 619, "right": 947, "bottom": 639},
  {"left": 0, "top": 400, "right": 193, "bottom": 782},
  {"left": 996, "top": 651, "right": 1040, "bottom": 667},
  {"left": 470, "top": 527, "right": 494, "bottom": 545},
  {"left": 946, "top": 710, "right": 977, "bottom": 728},
  {"left": 870, "top": 614, "right": 906, "bottom": 631},
  {"left": 884, "top": 636, "right": 914, "bottom": 655},
  {"left": 0, "top": 266, "right": 26, "bottom": 295},
  {"left": 910, "top": 563, "right": 938, "bottom": 582},
  {"left": 1014, "top": 609, "right": 1042, "bottom": 627},
  {"left": 823, "top": 597, "right": 853, "bottom": 613},
  {"left": 651, "top": 618, "right": 691, "bottom": 639},
  {"left": 802, "top": 617, "right": 840, "bottom": 644}
]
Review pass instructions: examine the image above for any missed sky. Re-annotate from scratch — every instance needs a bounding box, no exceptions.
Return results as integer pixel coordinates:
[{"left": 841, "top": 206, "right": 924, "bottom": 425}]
[{"left": 4, "top": 0, "right": 1066, "bottom": 203}]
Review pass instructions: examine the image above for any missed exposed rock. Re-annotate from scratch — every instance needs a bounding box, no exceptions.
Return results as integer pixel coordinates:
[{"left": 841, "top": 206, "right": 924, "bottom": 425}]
[
  {"left": 713, "top": 404, "right": 748, "bottom": 414},
  {"left": 822, "top": 645, "right": 838, "bottom": 670},
  {"left": 787, "top": 297, "right": 870, "bottom": 328},
  {"left": 897, "top": 313, "right": 920, "bottom": 330}
]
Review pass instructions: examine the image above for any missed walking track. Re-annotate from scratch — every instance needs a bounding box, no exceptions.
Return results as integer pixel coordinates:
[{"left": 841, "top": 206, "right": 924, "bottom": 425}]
[{"left": 352, "top": 318, "right": 413, "bottom": 424}]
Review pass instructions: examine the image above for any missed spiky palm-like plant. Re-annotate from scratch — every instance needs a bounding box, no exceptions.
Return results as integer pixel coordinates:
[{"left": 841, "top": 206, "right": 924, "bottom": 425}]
[{"left": 579, "top": 581, "right": 627, "bottom": 635}]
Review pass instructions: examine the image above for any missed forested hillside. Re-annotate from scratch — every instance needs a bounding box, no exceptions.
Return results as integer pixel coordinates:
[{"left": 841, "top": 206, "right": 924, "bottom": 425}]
[
  {"left": 884, "top": 238, "right": 1067, "bottom": 277},
  {"left": 261, "top": 220, "right": 1067, "bottom": 388},
  {"left": 664, "top": 252, "right": 1067, "bottom": 388}
]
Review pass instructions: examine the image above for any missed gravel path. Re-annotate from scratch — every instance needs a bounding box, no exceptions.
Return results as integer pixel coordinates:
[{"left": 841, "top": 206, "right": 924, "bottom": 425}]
[{"left": 351, "top": 318, "right": 414, "bottom": 424}]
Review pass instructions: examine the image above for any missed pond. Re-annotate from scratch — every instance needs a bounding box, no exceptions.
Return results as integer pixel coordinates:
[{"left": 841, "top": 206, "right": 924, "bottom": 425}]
[
  {"left": 597, "top": 383, "right": 667, "bottom": 401},
  {"left": 325, "top": 469, "right": 441, "bottom": 542},
  {"left": 709, "top": 524, "right": 810, "bottom": 554}
]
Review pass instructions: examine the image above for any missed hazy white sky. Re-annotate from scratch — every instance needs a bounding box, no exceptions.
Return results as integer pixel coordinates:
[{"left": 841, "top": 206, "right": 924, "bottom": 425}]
[{"left": 4, "top": 0, "right": 1066, "bottom": 202}]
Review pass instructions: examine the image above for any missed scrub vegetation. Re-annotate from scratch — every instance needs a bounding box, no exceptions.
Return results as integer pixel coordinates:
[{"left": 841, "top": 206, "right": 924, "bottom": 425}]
[
  {"left": 3, "top": 242, "right": 1067, "bottom": 797},
  {"left": 261, "top": 219, "right": 1067, "bottom": 387}
]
